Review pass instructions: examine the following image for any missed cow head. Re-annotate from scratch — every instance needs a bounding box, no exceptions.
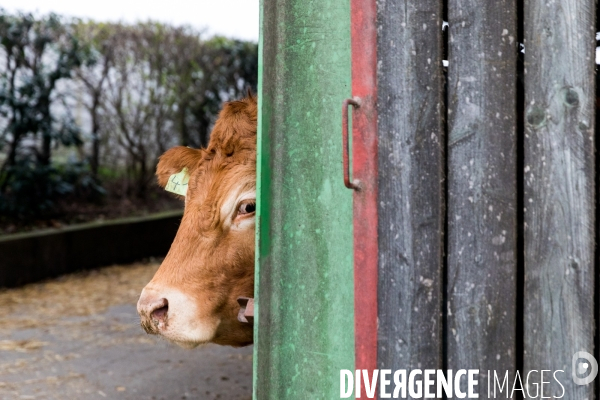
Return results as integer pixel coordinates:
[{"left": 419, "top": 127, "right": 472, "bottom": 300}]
[{"left": 137, "top": 96, "right": 256, "bottom": 347}]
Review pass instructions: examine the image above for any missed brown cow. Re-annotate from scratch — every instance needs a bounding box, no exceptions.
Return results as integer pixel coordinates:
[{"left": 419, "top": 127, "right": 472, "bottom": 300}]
[{"left": 137, "top": 95, "right": 256, "bottom": 347}]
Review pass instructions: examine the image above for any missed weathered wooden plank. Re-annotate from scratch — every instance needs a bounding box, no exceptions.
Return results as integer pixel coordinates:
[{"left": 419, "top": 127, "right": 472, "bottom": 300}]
[
  {"left": 523, "top": 0, "right": 596, "bottom": 398},
  {"left": 376, "top": 0, "right": 445, "bottom": 372},
  {"left": 254, "top": 0, "right": 354, "bottom": 398},
  {"left": 446, "top": 0, "right": 518, "bottom": 392}
]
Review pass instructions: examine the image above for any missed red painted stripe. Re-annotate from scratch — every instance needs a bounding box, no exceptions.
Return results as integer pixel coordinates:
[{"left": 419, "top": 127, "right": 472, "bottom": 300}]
[{"left": 351, "top": 0, "right": 378, "bottom": 377}]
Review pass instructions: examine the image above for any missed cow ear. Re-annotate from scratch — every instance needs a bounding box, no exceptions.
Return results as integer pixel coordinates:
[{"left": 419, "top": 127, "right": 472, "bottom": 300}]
[{"left": 156, "top": 147, "right": 203, "bottom": 196}]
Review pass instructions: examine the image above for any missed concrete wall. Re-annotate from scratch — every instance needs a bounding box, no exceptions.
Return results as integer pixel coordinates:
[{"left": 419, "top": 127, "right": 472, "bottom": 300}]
[{"left": 0, "top": 210, "right": 183, "bottom": 288}]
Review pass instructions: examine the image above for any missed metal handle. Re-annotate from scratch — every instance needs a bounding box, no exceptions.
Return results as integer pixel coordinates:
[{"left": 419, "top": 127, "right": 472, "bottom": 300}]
[{"left": 342, "top": 97, "right": 360, "bottom": 190}]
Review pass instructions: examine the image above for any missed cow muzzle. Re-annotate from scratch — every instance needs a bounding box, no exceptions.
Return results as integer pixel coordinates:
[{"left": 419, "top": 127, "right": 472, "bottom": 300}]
[
  {"left": 136, "top": 285, "right": 219, "bottom": 347},
  {"left": 138, "top": 295, "right": 169, "bottom": 334}
]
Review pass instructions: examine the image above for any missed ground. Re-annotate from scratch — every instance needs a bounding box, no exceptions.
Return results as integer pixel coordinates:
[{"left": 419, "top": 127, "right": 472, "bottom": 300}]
[{"left": 0, "top": 262, "right": 253, "bottom": 400}]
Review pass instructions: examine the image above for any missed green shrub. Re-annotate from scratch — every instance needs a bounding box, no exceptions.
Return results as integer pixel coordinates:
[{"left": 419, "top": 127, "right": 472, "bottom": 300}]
[{"left": 0, "top": 159, "right": 105, "bottom": 219}]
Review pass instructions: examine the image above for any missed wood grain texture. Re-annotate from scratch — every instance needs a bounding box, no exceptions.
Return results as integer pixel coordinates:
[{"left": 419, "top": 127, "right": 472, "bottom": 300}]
[
  {"left": 377, "top": 0, "right": 445, "bottom": 371},
  {"left": 523, "top": 0, "right": 595, "bottom": 398},
  {"left": 446, "top": 0, "right": 518, "bottom": 392}
]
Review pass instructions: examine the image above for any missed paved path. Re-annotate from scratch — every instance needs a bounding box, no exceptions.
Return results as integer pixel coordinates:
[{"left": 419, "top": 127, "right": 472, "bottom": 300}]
[{"left": 0, "top": 262, "right": 253, "bottom": 400}]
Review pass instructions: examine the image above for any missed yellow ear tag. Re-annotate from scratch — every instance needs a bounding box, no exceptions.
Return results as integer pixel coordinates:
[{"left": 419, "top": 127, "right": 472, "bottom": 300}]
[{"left": 165, "top": 168, "right": 190, "bottom": 196}]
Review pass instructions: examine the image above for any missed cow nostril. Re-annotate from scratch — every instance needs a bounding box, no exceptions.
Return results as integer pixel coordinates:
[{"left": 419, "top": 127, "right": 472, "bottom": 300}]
[{"left": 150, "top": 298, "right": 169, "bottom": 322}]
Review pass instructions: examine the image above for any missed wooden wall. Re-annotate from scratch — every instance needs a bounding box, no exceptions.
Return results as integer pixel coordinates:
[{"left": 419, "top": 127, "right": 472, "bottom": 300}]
[
  {"left": 256, "top": 0, "right": 597, "bottom": 397},
  {"left": 374, "top": 0, "right": 596, "bottom": 398}
]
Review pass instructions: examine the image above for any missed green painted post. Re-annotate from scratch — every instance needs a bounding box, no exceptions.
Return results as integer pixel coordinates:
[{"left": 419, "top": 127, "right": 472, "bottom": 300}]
[{"left": 254, "top": 0, "right": 354, "bottom": 398}]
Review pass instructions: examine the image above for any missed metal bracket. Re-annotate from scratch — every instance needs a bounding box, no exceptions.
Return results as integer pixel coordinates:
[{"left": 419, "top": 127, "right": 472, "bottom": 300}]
[{"left": 237, "top": 297, "right": 254, "bottom": 324}]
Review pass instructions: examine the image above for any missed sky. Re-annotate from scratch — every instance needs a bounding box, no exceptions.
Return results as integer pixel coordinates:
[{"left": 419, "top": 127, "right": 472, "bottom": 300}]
[{"left": 1, "top": 0, "right": 259, "bottom": 41}]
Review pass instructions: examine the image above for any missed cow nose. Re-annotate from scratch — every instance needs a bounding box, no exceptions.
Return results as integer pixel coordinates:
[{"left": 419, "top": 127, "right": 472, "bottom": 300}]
[
  {"left": 138, "top": 296, "right": 169, "bottom": 333},
  {"left": 150, "top": 298, "right": 169, "bottom": 322}
]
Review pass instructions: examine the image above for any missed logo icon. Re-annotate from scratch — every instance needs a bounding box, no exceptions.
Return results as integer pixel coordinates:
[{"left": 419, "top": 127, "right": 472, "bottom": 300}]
[{"left": 572, "top": 351, "right": 598, "bottom": 385}]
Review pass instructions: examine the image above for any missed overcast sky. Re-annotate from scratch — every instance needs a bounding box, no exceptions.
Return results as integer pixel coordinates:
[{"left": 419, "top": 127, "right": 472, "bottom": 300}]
[{"left": 1, "top": 0, "right": 259, "bottom": 41}]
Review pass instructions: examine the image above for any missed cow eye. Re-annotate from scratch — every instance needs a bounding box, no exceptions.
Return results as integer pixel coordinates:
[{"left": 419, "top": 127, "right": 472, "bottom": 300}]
[{"left": 237, "top": 201, "right": 256, "bottom": 217}]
